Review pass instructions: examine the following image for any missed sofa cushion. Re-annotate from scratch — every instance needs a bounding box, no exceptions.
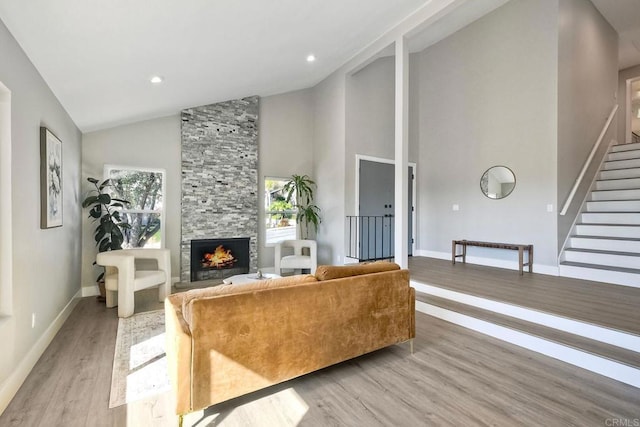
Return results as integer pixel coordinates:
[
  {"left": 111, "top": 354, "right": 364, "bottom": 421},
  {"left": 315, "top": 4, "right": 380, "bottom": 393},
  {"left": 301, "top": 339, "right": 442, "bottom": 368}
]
[
  {"left": 180, "top": 274, "right": 318, "bottom": 327},
  {"left": 314, "top": 261, "right": 400, "bottom": 281}
]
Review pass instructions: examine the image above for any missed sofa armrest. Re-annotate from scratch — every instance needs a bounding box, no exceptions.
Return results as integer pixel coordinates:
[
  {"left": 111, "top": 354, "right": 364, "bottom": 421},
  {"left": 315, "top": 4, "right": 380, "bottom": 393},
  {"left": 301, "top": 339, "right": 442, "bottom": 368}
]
[{"left": 165, "top": 295, "right": 193, "bottom": 415}]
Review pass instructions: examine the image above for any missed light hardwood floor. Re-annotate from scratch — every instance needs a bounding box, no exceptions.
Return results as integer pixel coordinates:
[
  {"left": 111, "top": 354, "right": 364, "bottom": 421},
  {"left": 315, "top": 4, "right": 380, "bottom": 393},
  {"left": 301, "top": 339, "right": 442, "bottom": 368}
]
[{"left": 1, "top": 289, "right": 639, "bottom": 426}]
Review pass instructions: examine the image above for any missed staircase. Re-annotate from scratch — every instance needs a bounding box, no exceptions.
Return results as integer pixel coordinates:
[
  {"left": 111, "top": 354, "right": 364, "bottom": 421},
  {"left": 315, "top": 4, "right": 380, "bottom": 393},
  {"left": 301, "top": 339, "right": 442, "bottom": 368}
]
[{"left": 560, "top": 141, "right": 640, "bottom": 288}]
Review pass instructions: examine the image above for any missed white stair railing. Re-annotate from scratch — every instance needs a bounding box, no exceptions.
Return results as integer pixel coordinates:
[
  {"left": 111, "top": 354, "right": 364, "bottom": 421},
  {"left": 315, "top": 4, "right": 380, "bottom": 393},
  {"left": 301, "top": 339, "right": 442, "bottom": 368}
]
[{"left": 560, "top": 104, "right": 618, "bottom": 216}]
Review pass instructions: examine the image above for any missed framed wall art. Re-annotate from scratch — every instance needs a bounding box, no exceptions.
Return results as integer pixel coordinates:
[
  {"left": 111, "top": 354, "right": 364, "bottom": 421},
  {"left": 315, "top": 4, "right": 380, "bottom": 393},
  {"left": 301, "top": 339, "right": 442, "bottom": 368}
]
[{"left": 40, "top": 127, "right": 62, "bottom": 228}]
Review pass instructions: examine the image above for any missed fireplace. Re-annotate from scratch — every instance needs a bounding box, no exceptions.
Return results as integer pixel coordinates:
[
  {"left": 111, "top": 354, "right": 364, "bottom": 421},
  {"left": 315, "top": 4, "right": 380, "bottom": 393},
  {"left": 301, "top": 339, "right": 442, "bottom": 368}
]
[{"left": 190, "top": 237, "right": 250, "bottom": 282}]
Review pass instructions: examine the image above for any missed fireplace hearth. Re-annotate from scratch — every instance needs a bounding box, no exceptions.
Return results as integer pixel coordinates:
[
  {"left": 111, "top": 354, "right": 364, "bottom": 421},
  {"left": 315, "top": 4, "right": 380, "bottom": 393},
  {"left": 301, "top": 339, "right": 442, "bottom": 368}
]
[{"left": 190, "top": 238, "right": 250, "bottom": 282}]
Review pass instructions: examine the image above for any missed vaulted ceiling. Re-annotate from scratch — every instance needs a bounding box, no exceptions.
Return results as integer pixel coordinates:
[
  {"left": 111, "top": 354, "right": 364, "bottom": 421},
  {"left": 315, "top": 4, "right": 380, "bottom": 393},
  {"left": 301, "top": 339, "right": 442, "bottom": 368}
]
[{"left": 0, "top": 0, "right": 430, "bottom": 132}]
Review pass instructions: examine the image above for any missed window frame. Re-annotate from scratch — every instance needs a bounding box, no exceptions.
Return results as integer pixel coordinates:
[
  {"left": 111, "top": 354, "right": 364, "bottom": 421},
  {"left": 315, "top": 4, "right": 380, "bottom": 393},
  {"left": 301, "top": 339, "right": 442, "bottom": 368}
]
[
  {"left": 103, "top": 164, "right": 167, "bottom": 249},
  {"left": 264, "top": 176, "right": 298, "bottom": 246}
]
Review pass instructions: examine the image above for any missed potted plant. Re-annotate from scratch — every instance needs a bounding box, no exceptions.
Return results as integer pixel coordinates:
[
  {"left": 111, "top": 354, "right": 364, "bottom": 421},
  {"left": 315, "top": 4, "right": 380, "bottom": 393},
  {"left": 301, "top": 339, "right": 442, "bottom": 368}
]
[
  {"left": 283, "top": 174, "right": 321, "bottom": 239},
  {"left": 82, "top": 177, "right": 130, "bottom": 300}
]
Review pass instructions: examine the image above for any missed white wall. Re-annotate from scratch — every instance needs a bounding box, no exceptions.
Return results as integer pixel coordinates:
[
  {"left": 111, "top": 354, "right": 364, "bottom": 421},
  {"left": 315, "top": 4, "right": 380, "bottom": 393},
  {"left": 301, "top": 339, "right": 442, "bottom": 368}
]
[
  {"left": 81, "top": 115, "right": 182, "bottom": 289},
  {"left": 258, "top": 89, "right": 314, "bottom": 268},
  {"left": 415, "top": 0, "right": 559, "bottom": 269},
  {"left": 557, "top": 0, "right": 618, "bottom": 250},
  {"left": 0, "top": 18, "right": 82, "bottom": 410},
  {"left": 345, "top": 56, "right": 422, "bottom": 218},
  {"left": 313, "top": 73, "right": 347, "bottom": 265},
  {"left": 345, "top": 57, "right": 396, "bottom": 217}
]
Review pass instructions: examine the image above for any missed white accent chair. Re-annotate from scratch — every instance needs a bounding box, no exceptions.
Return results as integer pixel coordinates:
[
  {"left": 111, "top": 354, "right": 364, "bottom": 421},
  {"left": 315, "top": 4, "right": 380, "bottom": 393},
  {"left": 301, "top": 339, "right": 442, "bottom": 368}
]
[
  {"left": 274, "top": 240, "right": 317, "bottom": 275},
  {"left": 96, "top": 248, "right": 171, "bottom": 318}
]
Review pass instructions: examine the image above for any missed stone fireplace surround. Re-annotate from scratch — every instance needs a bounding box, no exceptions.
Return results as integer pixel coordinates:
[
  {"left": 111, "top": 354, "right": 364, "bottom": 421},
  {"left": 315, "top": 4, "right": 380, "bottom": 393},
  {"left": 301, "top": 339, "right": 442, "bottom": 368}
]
[{"left": 180, "top": 96, "right": 259, "bottom": 283}]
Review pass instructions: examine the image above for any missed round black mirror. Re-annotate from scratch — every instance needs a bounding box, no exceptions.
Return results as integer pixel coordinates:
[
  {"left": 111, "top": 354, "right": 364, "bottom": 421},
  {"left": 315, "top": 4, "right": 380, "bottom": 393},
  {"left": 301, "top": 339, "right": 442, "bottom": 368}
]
[{"left": 480, "top": 166, "right": 516, "bottom": 199}]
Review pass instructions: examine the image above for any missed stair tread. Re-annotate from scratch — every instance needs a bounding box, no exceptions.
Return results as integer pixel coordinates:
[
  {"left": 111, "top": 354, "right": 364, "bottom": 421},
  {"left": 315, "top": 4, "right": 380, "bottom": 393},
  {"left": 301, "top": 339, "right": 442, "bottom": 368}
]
[
  {"left": 606, "top": 156, "right": 640, "bottom": 163},
  {"left": 560, "top": 261, "right": 640, "bottom": 274},
  {"left": 587, "top": 199, "right": 640, "bottom": 202},
  {"left": 572, "top": 235, "right": 640, "bottom": 241},
  {"left": 564, "top": 248, "right": 640, "bottom": 257},
  {"left": 610, "top": 153, "right": 640, "bottom": 157},
  {"left": 416, "top": 292, "right": 640, "bottom": 368},
  {"left": 580, "top": 211, "right": 640, "bottom": 215},
  {"left": 613, "top": 143, "right": 640, "bottom": 151},
  {"left": 592, "top": 188, "right": 640, "bottom": 192},
  {"left": 577, "top": 223, "right": 640, "bottom": 227},
  {"left": 597, "top": 177, "right": 640, "bottom": 182}
]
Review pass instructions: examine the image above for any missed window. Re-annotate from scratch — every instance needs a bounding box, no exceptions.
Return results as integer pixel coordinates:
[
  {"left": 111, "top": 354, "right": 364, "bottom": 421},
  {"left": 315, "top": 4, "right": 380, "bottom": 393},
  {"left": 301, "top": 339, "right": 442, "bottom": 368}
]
[
  {"left": 265, "top": 177, "right": 297, "bottom": 244},
  {"left": 104, "top": 165, "right": 165, "bottom": 249}
]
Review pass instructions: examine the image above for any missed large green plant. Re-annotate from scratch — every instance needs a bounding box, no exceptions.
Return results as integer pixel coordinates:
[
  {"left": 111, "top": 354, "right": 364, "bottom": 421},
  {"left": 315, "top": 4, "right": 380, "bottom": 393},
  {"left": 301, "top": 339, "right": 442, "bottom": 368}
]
[
  {"left": 283, "top": 174, "right": 321, "bottom": 239},
  {"left": 82, "top": 177, "right": 131, "bottom": 258}
]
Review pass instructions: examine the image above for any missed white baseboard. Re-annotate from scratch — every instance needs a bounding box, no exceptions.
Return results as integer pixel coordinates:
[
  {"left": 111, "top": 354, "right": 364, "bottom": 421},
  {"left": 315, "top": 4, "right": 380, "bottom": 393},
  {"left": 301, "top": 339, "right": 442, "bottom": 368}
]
[
  {"left": 414, "top": 250, "right": 451, "bottom": 262},
  {"left": 82, "top": 283, "right": 100, "bottom": 297},
  {"left": 0, "top": 289, "right": 81, "bottom": 414},
  {"left": 416, "top": 300, "right": 640, "bottom": 389},
  {"left": 414, "top": 250, "right": 559, "bottom": 276}
]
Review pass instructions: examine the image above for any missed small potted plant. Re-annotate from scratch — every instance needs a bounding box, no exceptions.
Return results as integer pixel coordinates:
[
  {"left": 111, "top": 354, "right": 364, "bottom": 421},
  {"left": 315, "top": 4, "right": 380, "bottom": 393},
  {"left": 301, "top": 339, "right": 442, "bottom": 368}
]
[{"left": 82, "top": 177, "right": 130, "bottom": 300}]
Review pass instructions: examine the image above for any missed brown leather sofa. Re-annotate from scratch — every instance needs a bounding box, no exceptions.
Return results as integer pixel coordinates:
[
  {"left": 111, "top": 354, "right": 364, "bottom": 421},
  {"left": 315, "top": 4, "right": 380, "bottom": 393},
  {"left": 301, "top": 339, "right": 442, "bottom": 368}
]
[{"left": 164, "top": 261, "right": 415, "bottom": 419}]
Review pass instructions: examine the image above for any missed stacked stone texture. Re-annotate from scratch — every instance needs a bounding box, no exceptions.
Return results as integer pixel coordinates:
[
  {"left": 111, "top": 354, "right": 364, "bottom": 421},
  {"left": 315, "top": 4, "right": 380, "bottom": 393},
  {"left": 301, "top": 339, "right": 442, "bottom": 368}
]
[{"left": 180, "top": 96, "right": 259, "bottom": 282}]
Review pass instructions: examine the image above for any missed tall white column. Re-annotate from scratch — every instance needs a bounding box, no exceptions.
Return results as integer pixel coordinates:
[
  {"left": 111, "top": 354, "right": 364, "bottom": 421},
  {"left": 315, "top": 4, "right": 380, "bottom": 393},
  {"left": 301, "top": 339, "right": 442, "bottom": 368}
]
[{"left": 394, "top": 37, "right": 409, "bottom": 268}]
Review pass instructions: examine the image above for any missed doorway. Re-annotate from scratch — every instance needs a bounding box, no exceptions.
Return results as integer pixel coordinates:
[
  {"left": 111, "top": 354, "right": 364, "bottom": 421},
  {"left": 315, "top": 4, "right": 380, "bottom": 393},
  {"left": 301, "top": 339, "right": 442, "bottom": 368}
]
[{"left": 356, "top": 155, "right": 416, "bottom": 260}]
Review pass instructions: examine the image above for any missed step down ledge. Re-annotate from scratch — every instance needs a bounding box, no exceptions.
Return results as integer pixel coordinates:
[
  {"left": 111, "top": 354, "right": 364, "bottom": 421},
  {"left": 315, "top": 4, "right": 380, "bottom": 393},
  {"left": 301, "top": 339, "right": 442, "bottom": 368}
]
[
  {"left": 416, "top": 300, "right": 640, "bottom": 389},
  {"left": 411, "top": 281, "right": 640, "bottom": 351},
  {"left": 420, "top": 293, "right": 640, "bottom": 368}
]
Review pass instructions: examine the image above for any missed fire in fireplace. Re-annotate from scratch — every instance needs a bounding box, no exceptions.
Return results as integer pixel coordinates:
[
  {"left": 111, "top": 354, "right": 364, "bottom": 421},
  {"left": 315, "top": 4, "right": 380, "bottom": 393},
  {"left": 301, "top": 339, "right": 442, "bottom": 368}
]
[
  {"left": 191, "top": 237, "right": 250, "bottom": 282},
  {"left": 202, "top": 245, "right": 237, "bottom": 269}
]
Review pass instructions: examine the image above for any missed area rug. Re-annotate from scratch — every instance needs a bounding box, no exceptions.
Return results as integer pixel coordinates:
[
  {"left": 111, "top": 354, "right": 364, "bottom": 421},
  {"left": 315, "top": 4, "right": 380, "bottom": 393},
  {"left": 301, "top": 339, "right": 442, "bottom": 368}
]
[{"left": 109, "top": 309, "right": 170, "bottom": 408}]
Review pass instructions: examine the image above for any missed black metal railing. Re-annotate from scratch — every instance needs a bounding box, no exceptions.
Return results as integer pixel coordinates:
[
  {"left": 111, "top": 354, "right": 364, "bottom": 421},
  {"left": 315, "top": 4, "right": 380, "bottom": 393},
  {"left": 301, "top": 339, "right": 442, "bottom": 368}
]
[
  {"left": 633, "top": 132, "right": 640, "bottom": 144},
  {"left": 345, "top": 216, "right": 394, "bottom": 262}
]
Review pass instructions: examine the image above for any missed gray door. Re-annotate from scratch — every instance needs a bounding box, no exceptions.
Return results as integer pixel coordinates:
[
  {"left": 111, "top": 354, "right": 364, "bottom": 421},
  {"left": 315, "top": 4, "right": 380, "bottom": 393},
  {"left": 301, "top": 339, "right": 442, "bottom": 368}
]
[{"left": 358, "top": 160, "right": 414, "bottom": 260}]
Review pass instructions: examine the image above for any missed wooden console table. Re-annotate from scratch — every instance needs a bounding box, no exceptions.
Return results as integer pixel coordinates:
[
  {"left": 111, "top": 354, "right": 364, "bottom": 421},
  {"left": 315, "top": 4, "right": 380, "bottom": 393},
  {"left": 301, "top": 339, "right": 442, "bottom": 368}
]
[{"left": 452, "top": 240, "right": 533, "bottom": 275}]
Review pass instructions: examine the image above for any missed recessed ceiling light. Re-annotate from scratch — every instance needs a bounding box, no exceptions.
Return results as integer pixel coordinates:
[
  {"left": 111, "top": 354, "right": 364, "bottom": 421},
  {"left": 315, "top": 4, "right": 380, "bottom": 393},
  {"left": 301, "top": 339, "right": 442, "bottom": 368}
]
[
  {"left": 150, "top": 75, "right": 164, "bottom": 84},
  {"left": 306, "top": 54, "right": 316, "bottom": 63}
]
